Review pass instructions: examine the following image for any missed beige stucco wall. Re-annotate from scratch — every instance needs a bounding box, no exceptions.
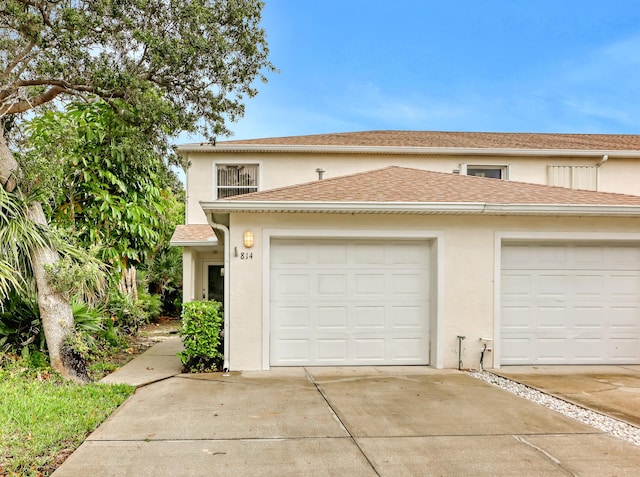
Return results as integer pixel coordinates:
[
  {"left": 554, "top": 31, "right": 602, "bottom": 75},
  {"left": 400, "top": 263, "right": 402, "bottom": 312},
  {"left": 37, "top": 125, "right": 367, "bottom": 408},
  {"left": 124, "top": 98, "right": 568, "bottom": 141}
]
[
  {"left": 221, "top": 212, "right": 640, "bottom": 371},
  {"left": 183, "top": 151, "right": 640, "bottom": 224}
]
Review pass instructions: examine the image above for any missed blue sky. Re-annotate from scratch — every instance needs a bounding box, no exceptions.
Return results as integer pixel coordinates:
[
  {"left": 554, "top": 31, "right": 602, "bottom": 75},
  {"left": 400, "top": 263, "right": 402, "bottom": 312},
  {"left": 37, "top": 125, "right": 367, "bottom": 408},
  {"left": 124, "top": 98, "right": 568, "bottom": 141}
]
[{"left": 191, "top": 0, "right": 640, "bottom": 142}]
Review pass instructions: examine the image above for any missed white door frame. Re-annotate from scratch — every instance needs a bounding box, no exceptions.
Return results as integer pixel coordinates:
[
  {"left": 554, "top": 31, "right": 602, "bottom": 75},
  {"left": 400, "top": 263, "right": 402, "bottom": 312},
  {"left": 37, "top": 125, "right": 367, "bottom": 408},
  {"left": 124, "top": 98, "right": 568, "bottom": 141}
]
[{"left": 262, "top": 228, "right": 444, "bottom": 370}]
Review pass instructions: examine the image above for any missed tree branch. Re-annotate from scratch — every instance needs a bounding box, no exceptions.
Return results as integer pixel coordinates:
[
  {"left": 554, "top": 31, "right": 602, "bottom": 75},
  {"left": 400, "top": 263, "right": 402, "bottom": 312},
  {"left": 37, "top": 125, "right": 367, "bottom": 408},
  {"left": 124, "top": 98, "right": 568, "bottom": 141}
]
[
  {"left": 0, "top": 85, "right": 65, "bottom": 115},
  {"left": 2, "top": 41, "right": 37, "bottom": 80}
]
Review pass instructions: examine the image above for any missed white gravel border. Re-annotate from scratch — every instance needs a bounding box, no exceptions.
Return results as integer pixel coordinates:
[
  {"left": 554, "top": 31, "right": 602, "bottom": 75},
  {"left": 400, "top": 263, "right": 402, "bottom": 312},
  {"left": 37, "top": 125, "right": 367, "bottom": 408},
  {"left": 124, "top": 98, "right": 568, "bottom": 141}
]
[{"left": 467, "top": 370, "right": 640, "bottom": 446}]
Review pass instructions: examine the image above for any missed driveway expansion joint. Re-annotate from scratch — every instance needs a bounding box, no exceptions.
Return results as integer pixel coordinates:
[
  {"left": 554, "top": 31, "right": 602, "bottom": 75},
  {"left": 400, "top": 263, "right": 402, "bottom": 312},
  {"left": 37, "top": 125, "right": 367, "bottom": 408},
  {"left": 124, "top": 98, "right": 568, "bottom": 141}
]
[{"left": 304, "top": 368, "right": 381, "bottom": 477}]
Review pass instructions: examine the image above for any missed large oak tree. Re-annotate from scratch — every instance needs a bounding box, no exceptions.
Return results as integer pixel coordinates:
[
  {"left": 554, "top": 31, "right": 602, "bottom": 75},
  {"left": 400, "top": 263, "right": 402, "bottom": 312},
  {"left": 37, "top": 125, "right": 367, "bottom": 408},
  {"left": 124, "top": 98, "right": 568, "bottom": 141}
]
[{"left": 0, "top": 0, "right": 273, "bottom": 380}]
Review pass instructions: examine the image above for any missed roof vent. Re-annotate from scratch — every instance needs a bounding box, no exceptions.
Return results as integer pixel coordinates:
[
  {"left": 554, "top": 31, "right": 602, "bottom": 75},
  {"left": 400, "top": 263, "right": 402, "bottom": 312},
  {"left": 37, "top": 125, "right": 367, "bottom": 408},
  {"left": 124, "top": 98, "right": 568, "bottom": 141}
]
[{"left": 315, "top": 168, "right": 325, "bottom": 180}]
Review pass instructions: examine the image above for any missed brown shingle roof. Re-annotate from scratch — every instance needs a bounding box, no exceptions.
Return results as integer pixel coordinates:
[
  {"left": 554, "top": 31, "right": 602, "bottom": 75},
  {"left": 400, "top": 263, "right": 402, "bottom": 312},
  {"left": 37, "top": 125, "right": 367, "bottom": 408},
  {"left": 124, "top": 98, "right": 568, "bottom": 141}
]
[
  {"left": 216, "top": 130, "right": 640, "bottom": 151},
  {"left": 170, "top": 224, "right": 215, "bottom": 244},
  {"left": 226, "top": 166, "right": 640, "bottom": 206}
]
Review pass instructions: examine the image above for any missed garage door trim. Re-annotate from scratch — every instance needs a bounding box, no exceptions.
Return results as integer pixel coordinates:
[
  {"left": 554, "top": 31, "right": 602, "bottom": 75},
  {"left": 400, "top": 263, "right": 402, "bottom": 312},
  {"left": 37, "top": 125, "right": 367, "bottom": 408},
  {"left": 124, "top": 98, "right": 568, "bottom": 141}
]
[{"left": 262, "top": 228, "right": 444, "bottom": 370}]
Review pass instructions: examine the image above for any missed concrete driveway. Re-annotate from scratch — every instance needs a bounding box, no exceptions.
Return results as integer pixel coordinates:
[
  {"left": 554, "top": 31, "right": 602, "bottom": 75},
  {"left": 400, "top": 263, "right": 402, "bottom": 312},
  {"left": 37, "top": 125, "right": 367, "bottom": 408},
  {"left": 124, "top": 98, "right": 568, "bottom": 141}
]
[
  {"left": 54, "top": 366, "right": 640, "bottom": 476},
  {"left": 495, "top": 365, "right": 640, "bottom": 427}
]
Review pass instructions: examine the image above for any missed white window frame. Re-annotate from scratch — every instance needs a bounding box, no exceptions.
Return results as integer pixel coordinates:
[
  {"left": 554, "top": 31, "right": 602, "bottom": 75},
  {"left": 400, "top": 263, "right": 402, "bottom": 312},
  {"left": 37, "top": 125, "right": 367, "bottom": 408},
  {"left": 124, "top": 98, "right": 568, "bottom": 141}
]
[
  {"left": 459, "top": 163, "right": 510, "bottom": 180},
  {"left": 214, "top": 163, "right": 260, "bottom": 199}
]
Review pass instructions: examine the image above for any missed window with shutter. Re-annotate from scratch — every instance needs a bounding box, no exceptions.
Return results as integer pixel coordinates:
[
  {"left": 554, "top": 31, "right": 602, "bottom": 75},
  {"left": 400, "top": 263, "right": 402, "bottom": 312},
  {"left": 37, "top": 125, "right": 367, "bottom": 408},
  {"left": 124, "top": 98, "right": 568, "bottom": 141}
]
[{"left": 216, "top": 164, "right": 259, "bottom": 198}]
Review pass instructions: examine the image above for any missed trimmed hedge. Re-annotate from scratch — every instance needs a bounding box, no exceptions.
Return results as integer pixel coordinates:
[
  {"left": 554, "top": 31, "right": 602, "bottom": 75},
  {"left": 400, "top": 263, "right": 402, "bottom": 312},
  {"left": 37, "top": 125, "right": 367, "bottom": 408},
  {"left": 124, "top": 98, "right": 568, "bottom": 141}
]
[{"left": 178, "top": 300, "right": 224, "bottom": 372}]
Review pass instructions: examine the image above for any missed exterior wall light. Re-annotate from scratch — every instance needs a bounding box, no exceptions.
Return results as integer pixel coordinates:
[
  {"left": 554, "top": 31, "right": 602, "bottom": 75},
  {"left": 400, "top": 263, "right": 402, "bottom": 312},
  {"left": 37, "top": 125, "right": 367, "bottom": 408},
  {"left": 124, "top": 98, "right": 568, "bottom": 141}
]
[{"left": 243, "top": 230, "right": 254, "bottom": 248}]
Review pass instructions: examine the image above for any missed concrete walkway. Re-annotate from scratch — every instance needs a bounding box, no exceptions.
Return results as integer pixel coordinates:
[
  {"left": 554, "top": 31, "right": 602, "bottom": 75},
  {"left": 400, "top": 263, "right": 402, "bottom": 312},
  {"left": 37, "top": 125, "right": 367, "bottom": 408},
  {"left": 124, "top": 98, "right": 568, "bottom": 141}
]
[
  {"left": 53, "top": 347, "right": 640, "bottom": 476},
  {"left": 99, "top": 336, "right": 184, "bottom": 387}
]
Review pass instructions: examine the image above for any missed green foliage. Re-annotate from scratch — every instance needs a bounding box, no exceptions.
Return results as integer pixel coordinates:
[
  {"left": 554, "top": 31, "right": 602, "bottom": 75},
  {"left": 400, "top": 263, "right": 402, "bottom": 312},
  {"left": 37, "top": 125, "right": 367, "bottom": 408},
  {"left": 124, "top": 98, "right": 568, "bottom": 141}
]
[
  {"left": 0, "top": 186, "right": 50, "bottom": 302},
  {"left": 44, "top": 243, "right": 108, "bottom": 304},
  {"left": 106, "top": 292, "right": 148, "bottom": 334},
  {"left": 0, "top": 292, "right": 109, "bottom": 358},
  {"left": 138, "top": 290, "right": 162, "bottom": 321},
  {"left": 21, "top": 101, "right": 183, "bottom": 276},
  {"left": 0, "top": 291, "right": 44, "bottom": 355},
  {"left": 2, "top": 0, "right": 274, "bottom": 141},
  {"left": 179, "top": 301, "right": 224, "bottom": 372},
  {"left": 143, "top": 245, "right": 183, "bottom": 315},
  {"left": 0, "top": 361, "right": 133, "bottom": 476}
]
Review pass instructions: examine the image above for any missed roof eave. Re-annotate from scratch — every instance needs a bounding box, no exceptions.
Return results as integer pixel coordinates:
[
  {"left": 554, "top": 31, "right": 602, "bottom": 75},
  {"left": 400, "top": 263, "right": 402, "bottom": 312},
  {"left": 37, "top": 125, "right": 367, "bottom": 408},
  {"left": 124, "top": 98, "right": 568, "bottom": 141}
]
[
  {"left": 169, "top": 239, "right": 219, "bottom": 247},
  {"left": 177, "top": 143, "right": 640, "bottom": 158},
  {"left": 199, "top": 201, "right": 640, "bottom": 217}
]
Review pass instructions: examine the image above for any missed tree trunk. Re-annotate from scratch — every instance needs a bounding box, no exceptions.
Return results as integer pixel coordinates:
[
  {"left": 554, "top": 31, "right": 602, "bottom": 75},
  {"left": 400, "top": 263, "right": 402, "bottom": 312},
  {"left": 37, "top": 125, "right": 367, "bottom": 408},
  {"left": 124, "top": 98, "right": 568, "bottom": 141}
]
[
  {"left": 1, "top": 134, "right": 87, "bottom": 382},
  {"left": 0, "top": 133, "right": 19, "bottom": 193}
]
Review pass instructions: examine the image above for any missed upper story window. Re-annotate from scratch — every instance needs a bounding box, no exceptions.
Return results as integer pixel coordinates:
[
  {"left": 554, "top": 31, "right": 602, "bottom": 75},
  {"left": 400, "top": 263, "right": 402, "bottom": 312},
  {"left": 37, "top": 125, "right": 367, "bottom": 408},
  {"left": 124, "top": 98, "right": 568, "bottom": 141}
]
[
  {"left": 216, "top": 164, "right": 259, "bottom": 198},
  {"left": 459, "top": 164, "right": 509, "bottom": 180}
]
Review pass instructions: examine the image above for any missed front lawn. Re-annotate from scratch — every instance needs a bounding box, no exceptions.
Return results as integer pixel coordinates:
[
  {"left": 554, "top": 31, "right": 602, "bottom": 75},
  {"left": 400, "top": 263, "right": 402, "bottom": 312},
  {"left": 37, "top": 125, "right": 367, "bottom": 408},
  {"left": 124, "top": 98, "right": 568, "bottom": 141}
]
[{"left": 0, "top": 362, "right": 133, "bottom": 476}]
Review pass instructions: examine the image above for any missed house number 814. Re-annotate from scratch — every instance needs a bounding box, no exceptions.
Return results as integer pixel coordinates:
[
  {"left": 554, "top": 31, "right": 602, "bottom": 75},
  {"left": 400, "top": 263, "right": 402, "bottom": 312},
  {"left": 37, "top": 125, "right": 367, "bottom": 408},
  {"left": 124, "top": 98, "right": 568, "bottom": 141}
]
[{"left": 240, "top": 252, "right": 253, "bottom": 260}]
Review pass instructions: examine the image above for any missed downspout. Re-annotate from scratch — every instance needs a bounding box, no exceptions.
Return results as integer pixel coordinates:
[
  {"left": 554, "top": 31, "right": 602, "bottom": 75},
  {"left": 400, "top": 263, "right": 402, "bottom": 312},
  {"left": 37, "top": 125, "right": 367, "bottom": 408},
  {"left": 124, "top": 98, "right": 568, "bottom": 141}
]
[
  {"left": 206, "top": 214, "right": 231, "bottom": 373},
  {"left": 595, "top": 155, "right": 608, "bottom": 191},
  {"left": 596, "top": 154, "right": 609, "bottom": 167}
]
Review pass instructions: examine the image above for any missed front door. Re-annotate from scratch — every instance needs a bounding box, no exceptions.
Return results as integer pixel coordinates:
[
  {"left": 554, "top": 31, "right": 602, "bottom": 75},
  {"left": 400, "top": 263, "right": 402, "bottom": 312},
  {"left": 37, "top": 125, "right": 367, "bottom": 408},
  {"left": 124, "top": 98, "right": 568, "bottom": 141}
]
[{"left": 202, "top": 262, "right": 224, "bottom": 303}]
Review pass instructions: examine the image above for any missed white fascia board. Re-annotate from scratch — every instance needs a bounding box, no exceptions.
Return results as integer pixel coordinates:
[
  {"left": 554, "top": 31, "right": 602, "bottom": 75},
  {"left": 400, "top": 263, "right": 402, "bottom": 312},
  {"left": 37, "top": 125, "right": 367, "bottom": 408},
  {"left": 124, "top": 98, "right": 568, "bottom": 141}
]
[
  {"left": 178, "top": 143, "right": 640, "bottom": 158},
  {"left": 169, "top": 240, "right": 219, "bottom": 247},
  {"left": 484, "top": 204, "right": 640, "bottom": 216},
  {"left": 200, "top": 200, "right": 640, "bottom": 217},
  {"left": 199, "top": 201, "right": 486, "bottom": 214},
  {"left": 200, "top": 200, "right": 640, "bottom": 216}
]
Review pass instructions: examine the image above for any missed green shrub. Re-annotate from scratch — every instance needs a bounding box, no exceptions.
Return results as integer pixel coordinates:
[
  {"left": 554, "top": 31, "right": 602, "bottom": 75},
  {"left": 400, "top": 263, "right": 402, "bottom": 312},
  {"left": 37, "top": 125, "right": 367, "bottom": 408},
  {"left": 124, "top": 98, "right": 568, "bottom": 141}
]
[
  {"left": 179, "top": 300, "right": 223, "bottom": 372},
  {"left": 106, "top": 292, "right": 148, "bottom": 334},
  {"left": 0, "top": 291, "right": 45, "bottom": 355},
  {"left": 138, "top": 290, "right": 162, "bottom": 321}
]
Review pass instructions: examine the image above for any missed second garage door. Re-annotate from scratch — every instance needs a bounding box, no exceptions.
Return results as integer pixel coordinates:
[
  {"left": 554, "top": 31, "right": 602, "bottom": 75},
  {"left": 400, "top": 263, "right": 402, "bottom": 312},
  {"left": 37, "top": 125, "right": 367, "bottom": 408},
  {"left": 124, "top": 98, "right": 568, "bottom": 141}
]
[
  {"left": 501, "top": 243, "right": 640, "bottom": 365},
  {"left": 270, "top": 239, "right": 431, "bottom": 366}
]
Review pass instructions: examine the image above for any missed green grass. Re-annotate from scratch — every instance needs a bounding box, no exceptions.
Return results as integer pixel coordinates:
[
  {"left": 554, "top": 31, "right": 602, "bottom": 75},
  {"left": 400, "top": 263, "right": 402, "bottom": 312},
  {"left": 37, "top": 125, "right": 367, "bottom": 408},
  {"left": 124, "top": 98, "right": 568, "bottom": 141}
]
[{"left": 0, "top": 364, "right": 134, "bottom": 476}]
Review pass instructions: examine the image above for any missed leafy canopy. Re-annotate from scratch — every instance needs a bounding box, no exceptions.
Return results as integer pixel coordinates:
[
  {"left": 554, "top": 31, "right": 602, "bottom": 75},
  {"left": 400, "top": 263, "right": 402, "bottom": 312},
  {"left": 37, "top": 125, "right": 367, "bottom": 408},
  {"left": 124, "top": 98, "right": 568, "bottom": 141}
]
[
  {"left": 20, "top": 101, "right": 182, "bottom": 273},
  {"left": 1, "top": 0, "right": 274, "bottom": 141}
]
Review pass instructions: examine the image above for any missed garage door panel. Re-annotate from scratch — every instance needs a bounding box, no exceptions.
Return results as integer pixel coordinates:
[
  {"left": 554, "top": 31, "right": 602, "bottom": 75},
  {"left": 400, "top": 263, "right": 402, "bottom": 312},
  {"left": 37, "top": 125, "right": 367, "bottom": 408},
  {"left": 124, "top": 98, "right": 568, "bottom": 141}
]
[
  {"left": 271, "top": 239, "right": 431, "bottom": 366},
  {"left": 317, "top": 339, "right": 348, "bottom": 361},
  {"left": 277, "top": 306, "right": 310, "bottom": 329},
  {"left": 501, "top": 337, "right": 531, "bottom": 364},
  {"left": 316, "top": 243, "right": 348, "bottom": 264},
  {"left": 354, "top": 274, "right": 385, "bottom": 295},
  {"left": 354, "top": 338, "right": 386, "bottom": 361},
  {"left": 609, "top": 307, "right": 640, "bottom": 328},
  {"left": 272, "top": 242, "right": 310, "bottom": 264},
  {"left": 536, "top": 337, "right": 569, "bottom": 363},
  {"left": 573, "top": 307, "right": 605, "bottom": 328},
  {"left": 392, "top": 273, "right": 428, "bottom": 295},
  {"left": 609, "top": 337, "right": 640, "bottom": 361},
  {"left": 537, "top": 306, "right": 568, "bottom": 328},
  {"left": 391, "top": 305, "right": 426, "bottom": 328},
  {"left": 273, "top": 339, "right": 310, "bottom": 363},
  {"left": 390, "top": 243, "right": 428, "bottom": 264},
  {"left": 354, "top": 306, "right": 385, "bottom": 328},
  {"left": 353, "top": 244, "right": 386, "bottom": 264},
  {"left": 502, "top": 243, "right": 640, "bottom": 365},
  {"left": 574, "top": 274, "right": 605, "bottom": 296},
  {"left": 317, "top": 306, "right": 348, "bottom": 329},
  {"left": 610, "top": 273, "right": 640, "bottom": 297},
  {"left": 318, "top": 274, "right": 348, "bottom": 296}
]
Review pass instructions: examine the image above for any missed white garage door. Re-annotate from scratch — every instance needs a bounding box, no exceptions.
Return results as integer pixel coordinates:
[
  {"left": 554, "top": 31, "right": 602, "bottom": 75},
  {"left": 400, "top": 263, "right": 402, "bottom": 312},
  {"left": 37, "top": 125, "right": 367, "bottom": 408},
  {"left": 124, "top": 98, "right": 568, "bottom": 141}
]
[
  {"left": 270, "top": 239, "right": 431, "bottom": 366},
  {"left": 501, "top": 243, "right": 640, "bottom": 365}
]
